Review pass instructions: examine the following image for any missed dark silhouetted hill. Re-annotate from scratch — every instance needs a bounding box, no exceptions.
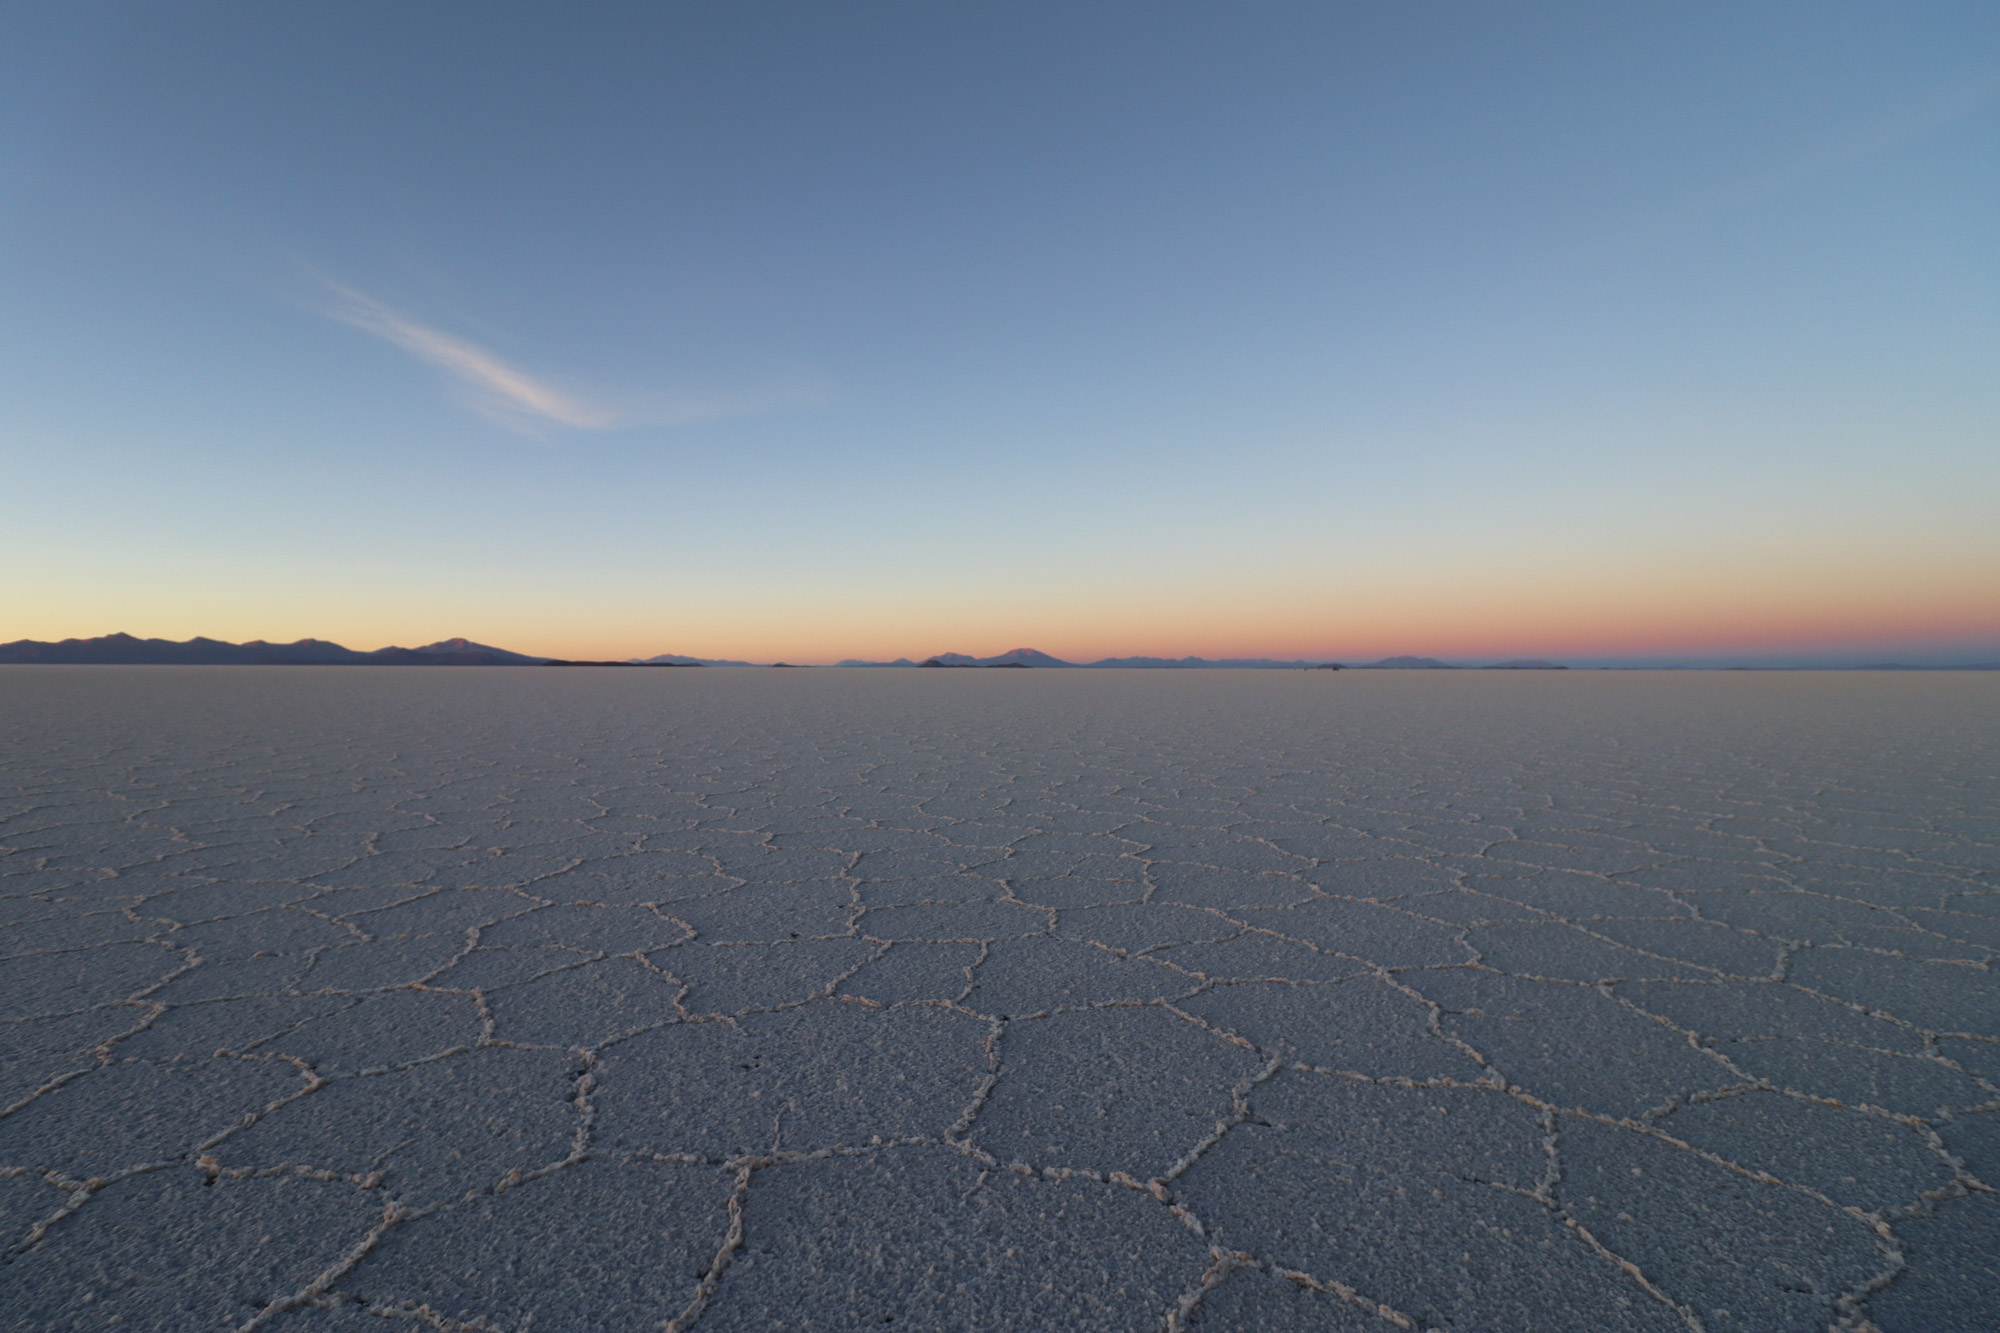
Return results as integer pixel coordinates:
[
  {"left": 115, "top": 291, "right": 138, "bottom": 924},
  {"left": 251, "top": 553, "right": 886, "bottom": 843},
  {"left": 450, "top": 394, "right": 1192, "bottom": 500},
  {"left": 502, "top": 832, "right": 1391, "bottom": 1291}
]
[
  {"left": 370, "top": 638, "right": 548, "bottom": 665},
  {"left": 1087, "top": 655, "right": 1338, "bottom": 668},
  {"left": 632, "top": 653, "right": 758, "bottom": 666},
  {"left": 842, "top": 649, "right": 1348, "bottom": 668},
  {"left": 0, "top": 633, "right": 668, "bottom": 667},
  {"left": 0, "top": 633, "right": 382, "bottom": 665},
  {"left": 925, "top": 648, "right": 1074, "bottom": 667}
]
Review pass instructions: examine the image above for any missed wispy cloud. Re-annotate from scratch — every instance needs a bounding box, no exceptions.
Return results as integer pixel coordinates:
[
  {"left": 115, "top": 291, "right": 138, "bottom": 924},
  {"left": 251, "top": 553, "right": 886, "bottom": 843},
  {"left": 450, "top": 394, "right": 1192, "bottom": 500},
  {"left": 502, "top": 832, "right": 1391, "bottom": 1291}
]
[{"left": 322, "top": 282, "right": 617, "bottom": 430}]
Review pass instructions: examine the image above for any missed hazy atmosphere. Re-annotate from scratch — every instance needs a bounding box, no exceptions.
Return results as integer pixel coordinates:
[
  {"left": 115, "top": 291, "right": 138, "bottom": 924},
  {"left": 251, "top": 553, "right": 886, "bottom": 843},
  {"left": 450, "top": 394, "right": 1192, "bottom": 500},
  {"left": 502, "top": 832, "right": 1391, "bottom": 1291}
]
[{"left": 3, "top": 3, "right": 1996, "bottom": 664}]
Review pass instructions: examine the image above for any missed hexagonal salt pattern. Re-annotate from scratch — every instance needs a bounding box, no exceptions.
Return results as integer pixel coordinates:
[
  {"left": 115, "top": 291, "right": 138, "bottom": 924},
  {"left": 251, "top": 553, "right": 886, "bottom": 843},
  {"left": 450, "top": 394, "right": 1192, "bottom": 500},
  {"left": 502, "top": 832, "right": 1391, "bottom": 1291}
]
[{"left": 1, "top": 666, "right": 1994, "bottom": 1331}]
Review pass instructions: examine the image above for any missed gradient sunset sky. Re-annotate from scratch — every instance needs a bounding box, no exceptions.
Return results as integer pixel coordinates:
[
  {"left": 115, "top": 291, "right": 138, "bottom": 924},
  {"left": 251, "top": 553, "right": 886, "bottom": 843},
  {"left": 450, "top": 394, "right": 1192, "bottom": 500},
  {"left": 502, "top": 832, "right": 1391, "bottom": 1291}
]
[{"left": 3, "top": 3, "right": 1996, "bottom": 665}]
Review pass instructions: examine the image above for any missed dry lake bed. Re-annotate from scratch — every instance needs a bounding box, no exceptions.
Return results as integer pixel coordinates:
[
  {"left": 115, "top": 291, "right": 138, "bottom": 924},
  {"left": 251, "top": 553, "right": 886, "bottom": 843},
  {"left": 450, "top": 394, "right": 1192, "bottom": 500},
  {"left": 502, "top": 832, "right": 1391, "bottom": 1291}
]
[{"left": 1, "top": 667, "right": 1995, "bottom": 1332}]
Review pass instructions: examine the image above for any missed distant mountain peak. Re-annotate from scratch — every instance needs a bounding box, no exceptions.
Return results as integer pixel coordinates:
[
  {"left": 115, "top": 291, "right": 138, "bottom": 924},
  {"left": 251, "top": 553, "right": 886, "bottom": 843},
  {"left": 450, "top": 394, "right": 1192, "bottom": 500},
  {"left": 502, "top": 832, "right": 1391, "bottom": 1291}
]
[
  {"left": 415, "top": 637, "right": 514, "bottom": 655},
  {"left": 0, "top": 633, "right": 549, "bottom": 666},
  {"left": 632, "top": 652, "right": 761, "bottom": 667},
  {"left": 985, "top": 647, "right": 1074, "bottom": 666},
  {"left": 912, "top": 647, "right": 1075, "bottom": 668}
]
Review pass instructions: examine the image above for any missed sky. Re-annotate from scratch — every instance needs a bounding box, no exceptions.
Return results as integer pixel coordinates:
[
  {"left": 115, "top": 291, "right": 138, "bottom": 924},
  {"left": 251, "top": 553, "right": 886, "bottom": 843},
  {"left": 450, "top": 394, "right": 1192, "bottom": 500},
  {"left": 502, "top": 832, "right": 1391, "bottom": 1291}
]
[{"left": 2, "top": 2, "right": 1996, "bottom": 665}]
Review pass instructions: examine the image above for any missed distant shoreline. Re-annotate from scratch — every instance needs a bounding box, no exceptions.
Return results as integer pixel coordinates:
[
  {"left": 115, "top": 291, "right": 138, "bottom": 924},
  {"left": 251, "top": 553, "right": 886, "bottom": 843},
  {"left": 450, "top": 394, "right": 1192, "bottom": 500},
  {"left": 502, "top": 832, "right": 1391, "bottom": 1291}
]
[{"left": 1, "top": 634, "right": 1994, "bottom": 672}]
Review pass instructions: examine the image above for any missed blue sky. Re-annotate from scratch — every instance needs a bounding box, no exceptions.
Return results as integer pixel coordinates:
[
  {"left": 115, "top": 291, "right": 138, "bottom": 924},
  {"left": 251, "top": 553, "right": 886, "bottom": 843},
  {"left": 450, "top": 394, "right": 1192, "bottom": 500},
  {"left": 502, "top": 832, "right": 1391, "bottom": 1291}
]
[{"left": 3, "top": 3, "right": 1996, "bottom": 663}]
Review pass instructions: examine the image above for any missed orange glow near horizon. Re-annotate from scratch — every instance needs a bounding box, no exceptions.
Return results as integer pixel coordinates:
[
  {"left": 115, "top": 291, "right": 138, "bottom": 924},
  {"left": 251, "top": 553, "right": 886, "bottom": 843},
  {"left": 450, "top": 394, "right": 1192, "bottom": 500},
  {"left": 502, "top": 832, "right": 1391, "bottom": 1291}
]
[{"left": 8, "top": 536, "right": 1996, "bottom": 664}]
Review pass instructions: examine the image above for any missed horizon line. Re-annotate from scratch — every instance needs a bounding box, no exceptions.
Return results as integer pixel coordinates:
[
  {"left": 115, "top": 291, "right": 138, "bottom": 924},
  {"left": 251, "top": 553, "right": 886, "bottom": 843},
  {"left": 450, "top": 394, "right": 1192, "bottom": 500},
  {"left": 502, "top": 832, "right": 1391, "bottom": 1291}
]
[{"left": 4, "top": 631, "right": 1998, "bottom": 672}]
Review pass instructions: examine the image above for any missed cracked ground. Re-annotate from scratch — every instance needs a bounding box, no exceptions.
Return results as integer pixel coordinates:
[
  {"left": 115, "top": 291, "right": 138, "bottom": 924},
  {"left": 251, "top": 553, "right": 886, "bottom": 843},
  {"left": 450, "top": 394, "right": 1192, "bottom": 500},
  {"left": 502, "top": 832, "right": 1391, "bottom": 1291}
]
[{"left": 1, "top": 667, "right": 1995, "bottom": 1332}]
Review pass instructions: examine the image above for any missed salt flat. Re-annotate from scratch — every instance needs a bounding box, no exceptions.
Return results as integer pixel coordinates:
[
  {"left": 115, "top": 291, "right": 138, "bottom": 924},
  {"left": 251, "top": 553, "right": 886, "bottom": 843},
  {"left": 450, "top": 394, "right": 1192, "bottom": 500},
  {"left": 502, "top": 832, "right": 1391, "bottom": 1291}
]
[{"left": 1, "top": 667, "right": 1994, "bottom": 1332}]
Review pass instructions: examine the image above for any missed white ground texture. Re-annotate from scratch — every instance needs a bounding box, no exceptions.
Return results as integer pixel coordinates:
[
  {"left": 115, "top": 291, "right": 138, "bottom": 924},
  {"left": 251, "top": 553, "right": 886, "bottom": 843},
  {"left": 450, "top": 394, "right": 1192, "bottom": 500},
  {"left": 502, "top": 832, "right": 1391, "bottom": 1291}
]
[{"left": 1, "top": 667, "right": 1995, "bottom": 1332}]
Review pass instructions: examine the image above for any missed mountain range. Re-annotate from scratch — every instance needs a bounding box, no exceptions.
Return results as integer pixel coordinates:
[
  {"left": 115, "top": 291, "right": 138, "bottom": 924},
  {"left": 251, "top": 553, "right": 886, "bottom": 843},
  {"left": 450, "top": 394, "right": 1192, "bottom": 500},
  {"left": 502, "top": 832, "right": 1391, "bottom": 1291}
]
[
  {"left": 832, "top": 647, "right": 1345, "bottom": 668},
  {"left": 20, "top": 636, "right": 1985, "bottom": 671},
  {"left": 1, "top": 637, "right": 1537, "bottom": 669},
  {"left": 633, "top": 652, "right": 765, "bottom": 667},
  {"left": 829, "top": 649, "right": 1563, "bottom": 669},
  {"left": 0, "top": 634, "right": 686, "bottom": 667}
]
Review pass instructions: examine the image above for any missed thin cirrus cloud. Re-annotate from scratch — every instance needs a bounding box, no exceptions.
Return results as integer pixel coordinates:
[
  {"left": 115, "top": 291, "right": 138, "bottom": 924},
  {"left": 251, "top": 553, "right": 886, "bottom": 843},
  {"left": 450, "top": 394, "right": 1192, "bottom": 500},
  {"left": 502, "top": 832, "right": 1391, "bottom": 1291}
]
[{"left": 321, "top": 281, "right": 618, "bottom": 430}]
